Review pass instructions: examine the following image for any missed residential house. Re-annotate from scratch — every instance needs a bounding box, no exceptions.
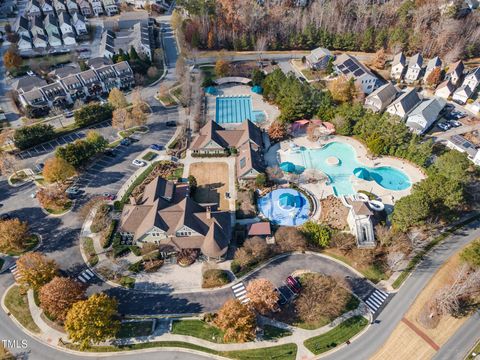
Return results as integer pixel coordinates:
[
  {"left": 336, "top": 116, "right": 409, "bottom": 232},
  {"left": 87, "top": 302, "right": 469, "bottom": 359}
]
[
  {"left": 435, "top": 80, "right": 456, "bottom": 99},
  {"left": 390, "top": 52, "right": 406, "bottom": 80},
  {"left": 405, "top": 53, "right": 423, "bottom": 83},
  {"left": 386, "top": 88, "right": 422, "bottom": 120},
  {"left": 58, "top": 12, "right": 74, "bottom": 34},
  {"left": 19, "top": 88, "right": 48, "bottom": 108},
  {"left": 62, "top": 32, "right": 76, "bottom": 45},
  {"left": 424, "top": 56, "right": 442, "bottom": 83},
  {"left": 364, "top": 82, "right": 398, "bottom": 113},
  {"left": 44, "top": 13, "right": 60, "bottom": 37},
  {"left": 49, "top": 65, "right": 79, "bottom": 79},
  {"left": 102, "top": 0, "right": 118, "bottom": 15},
  {"left": 462, "top": 67, "right": 480, "bottom": 92},
  {"left": 334, "top": 54, "right": 378, "bottom": 94},
  {"left": 446, "top": 60, "right": 464, "bottom": 86},
  {"left": 53, "top": 0, "right": 67, "bottom": 13},
  {"left": 40, "top": 82, "right": 70, "bottom": 107},
  {"left": 406, "top": 97, "right": 446, "bottom": 134},
  {"left": 30, "top": 16, "right": 46, "bottom": 37},
  {"left": 131, "top": 23, "right": 153, "bottom": 60},
  {"left": 44, "top": 14, "right": 62, "bottom": 46},
  {"left": 99, "top": 30, "right": 115, "bottom": 58},
  {"left": 87, "top": 56, "right": 112, "bottom": 69},
  {"left": 12, "top": 75, "right": 47, "bottom": 94},
  {"left": 452, "top": 85, "right": 473, "bottom": 105},
  {"left": 447, "top": 135, "right": 480, "bottom": 165},
  {"left": 78, "top": 69, "right": 103, "bottom": 96},
  {"left": 65, "top": 0, "right": 79, "bottom": 13},
  {"left": 119, "top": 177, "right": 231, "bottom": 260},
  {"left": 88, "top": 0, "right": 103, "bottom": 15},
  {"left": 112, "top": 61, "right": 135, "bottom": 89},
  {"left": 14, "top": 16, "right": 30, "bottom": 37},
  {"left": 24, "top": 0, "right": 42, "bottom": 18},
  {"left": 60, "top": 74, "right": 86, "bottom": 101},
  {"left": 32, "top": 33, "right": 48, "bottom": 48},
  {"left": 18, "top": 34, "right": 33, "bottom": 51},
  {"left": 77, "top": 0, "right": 92, "bottom": 17},
  {"left": 39, "top": 0, "right": 54, "bottom": 14},
  {"left": 95, "top": 65, "right": 118, "bottom": 92},
  {"left": 190, "top": 120, "right": 264, "bottom": 180},
  {"left": 305, "top": 47, "right": 333, "bottom": 70},
  {"left": 71, "top": 12, "right": 88, "bottom": 36},
  {"left": 47, "top": 31, "right": 62, "bottom": 47}
]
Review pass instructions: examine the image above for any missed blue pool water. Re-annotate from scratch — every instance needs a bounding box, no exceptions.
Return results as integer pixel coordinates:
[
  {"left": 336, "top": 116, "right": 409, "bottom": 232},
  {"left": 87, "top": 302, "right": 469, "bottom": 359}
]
[
  {"left": 283, "top": 142, "right": 411, "bottom": 196},
  {"left": 257, "top": 189, "right": 310, "bottom": 226},
  {"left": 216, "top": 96, "right": 256, "bottom": 124}
]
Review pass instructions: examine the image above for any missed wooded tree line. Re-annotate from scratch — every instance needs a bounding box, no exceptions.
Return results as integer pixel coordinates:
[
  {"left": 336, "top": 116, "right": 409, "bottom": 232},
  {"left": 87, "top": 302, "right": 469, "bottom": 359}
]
[{"left": 177, "top": 0, "right": 480, "bottom": 60}]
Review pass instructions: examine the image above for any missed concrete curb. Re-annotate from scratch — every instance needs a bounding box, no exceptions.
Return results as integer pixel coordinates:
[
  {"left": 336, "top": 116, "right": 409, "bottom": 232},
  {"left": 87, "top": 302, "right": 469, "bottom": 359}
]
[
  {"left": 7, "top": 169, "right": 35, "bottom": 187},
  {"left": 39, "top": 201, "right": 75, "bottom": 218},
  {"left": 0, "top": 233, "right": 43, "bottom": 260}
]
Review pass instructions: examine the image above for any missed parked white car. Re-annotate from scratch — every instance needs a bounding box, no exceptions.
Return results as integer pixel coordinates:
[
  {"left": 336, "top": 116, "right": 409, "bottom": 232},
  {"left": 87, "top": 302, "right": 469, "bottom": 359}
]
[{"left": 132, "top": 159, "right": 146, "bottom": 167}]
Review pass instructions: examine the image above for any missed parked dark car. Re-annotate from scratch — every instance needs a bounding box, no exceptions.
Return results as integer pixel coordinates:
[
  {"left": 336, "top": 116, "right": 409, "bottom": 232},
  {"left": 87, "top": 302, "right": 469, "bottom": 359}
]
[
  {"left": 120, "top": 138, "right": 131, "bottom": 146},
  {"left": 286, "top": 276, "right": 301, "bottom": 293},
  {"left": 150, "top": 144, "right": 163, "bottom": 151},
  {"left": 104, "top": 149, "right": 116, "bottom": 157},
  {"left": 0, "top": 213, "right": 11, "bottom": 220},
  {"left": 166, "top": 121, "right": 176, "bottom": 127}
]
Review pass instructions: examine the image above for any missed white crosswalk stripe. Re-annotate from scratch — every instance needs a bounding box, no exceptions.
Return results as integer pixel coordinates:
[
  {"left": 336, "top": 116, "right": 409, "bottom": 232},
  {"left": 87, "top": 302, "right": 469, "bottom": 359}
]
[
  {"left": 231, "top": 282, "right": 250, "bottom": 303},
  {"left": 77, "top": 269, "right": 96, "bottom": 284},
  {"left": 364, "top": 290, "right": 389, "bottom": 313},
  {"left": 9, "top": 264, "right": 22, "bottom": 282}
]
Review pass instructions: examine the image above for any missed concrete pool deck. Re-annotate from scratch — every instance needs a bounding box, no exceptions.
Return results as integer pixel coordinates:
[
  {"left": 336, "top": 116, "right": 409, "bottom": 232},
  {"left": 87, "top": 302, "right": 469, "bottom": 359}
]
[
  {"left": 206, "top": 84, "right": 280, "bottom": 128},
  {"left": 265, "top": 135, "right": 426, "bottom": 206}
]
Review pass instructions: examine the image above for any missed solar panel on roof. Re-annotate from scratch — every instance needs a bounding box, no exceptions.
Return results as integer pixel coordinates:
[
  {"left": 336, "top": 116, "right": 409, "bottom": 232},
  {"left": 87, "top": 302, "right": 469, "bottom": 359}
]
[
  {"left": 344, "top": 59, "right": 355, "bottom": 67},
  {"left": 348, "top": 64, "right": 359, "bottom": 72},
  {"left": 353, "top": 69, "right": 364, "bottom": 77}
]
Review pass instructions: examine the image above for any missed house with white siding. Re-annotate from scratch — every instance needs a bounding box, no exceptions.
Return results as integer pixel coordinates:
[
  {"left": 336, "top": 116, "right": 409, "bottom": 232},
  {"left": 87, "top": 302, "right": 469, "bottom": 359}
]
[
  {"left": 386, "top": 88, "right": 422, "bottom": 120},
  {"left": 334, "top": 54, "right": 379, "bottom": 94},
  {"left": 390, "top": 52, "right": 406, "bottom": 81},
  {"left": 405, "top": 53, "right": 423, "bottom": 83}
]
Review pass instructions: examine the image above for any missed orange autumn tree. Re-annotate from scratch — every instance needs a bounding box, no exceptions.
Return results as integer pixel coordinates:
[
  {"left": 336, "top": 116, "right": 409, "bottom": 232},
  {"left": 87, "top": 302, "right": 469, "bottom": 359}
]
[
  {"left": 215, "top": 299, "right": 256, "bottom": 342},
  {"left": 246, "top": 278, "right": 279, "bottom": 315},
  {"left": 268, "top": 121, "right": 288, "bottom": 142},
  {"left": 39, "top": 277, "right": 86, "bottom": 321},
  {"left": 16, "top": 252, "right": 58, "bottom": 290}
]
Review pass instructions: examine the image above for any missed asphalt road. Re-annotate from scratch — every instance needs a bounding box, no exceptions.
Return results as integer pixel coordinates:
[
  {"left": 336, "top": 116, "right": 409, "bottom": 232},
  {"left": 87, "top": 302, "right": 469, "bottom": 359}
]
[{"left": 322, "top": 219, "right": 480, "bottom": 360}]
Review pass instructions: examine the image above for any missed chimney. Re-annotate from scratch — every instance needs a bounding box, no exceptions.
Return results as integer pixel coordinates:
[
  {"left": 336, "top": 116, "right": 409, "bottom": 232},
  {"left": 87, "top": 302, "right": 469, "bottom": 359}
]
[{"left": 206, "top": 206, "right": 211, "bottom": 219}]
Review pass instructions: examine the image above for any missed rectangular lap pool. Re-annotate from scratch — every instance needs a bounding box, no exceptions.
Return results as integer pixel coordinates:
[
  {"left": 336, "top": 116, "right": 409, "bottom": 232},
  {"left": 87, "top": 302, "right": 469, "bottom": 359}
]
[{"left": 215, "top": 96, "right": 255, "bottom": 124}]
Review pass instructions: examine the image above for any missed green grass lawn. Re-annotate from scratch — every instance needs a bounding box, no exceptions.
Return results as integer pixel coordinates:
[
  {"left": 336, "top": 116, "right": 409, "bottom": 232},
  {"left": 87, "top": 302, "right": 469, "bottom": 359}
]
[
  {"left": 158, "top": 94, "right": 177, "bottom": 106},
  {"left": 119, "top": 126, "right": 149, "bottom": 139},
  {"left": 6, "top": 234, "right": 39, "bottom": 256},
  {"left": 9, "top": 170, "right": 29, "bottom": 184},
  {"left": 117, "top": 321, "right": 153, "bottom": 338},
  {"left": 4, "top": 285, "right": 41, "bottom": 333},
  {"left": 142, "top": 152, "right": 157, "bottom": 161},
  {"left": 171, "top": 319, "right": 225, "bottom": 343},
  {"left": 118, "top": 276, "right": 135, "bottom": 289},
  {"left": 262, "top": 325, "right": 292, "bottom": 340},
  {"left": 166, "top": 166, "right": 184, "bottom": 181},
  {"left": 220, "top": 344, "right": 297, "bottom": 360},
  {"left": 303, "top": 316, "right": 368, "bottom": 355},
  {"left": 45, "top": 200, "right": 72, "bottom": 215},
  {"left": 66, "top": 340, "right": 297, "bottom": 360},
  {"left": 82, "top": 237, "right": 98, "bottom": 267}
]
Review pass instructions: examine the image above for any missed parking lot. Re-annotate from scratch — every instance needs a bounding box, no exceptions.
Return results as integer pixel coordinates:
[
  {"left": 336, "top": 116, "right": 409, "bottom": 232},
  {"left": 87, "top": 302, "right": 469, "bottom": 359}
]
[
  {"left": 71, "top": 125, "right": 176, "bottom": 198},
  {"left": 17, "top": 120, "right": 116, "bottom": 159}
]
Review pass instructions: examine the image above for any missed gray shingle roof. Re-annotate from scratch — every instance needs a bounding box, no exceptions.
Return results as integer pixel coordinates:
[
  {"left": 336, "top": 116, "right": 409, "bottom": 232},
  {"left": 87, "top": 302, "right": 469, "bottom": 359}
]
[
  {"left": 392, "top": 52, "right": 406, "bottom": 66},
  {"left": 389, "top": 88, "right": 421, "bottom": 113},
  {"left": 409, "top": 53, "right": 423, "bottom": 68}
]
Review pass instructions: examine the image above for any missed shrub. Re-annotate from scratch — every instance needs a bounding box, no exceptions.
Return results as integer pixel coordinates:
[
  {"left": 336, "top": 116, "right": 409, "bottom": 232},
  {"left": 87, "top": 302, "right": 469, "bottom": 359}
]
[
  {"left": 202, "top": 269, "right": 230, "bottom": 288},
  {"left": 144, "top": 259, "right": 164, "bottom": 272},
  {"left": 13, "top": 124, "right": 56, "bottom": 150},
  {"left": 90, "top": 204, "right": 110, "bottom": 233},
  {"left": 128, "top": 260, "right": 144, "bottom": 273},
  {"left": 130, "top": 245, "right": 141, "bottom": 256},
  {"left": 231, "top": 260, "right": 241, "bottom": 274},
  {"left": 274, "top": 226, "right": 308, "bottom": 252},
  {"left": 101, "top": 220, "right": 117, "bottom": 249},
  {"left": 74, "top": 103, "right": 113, "bottom": 127},
  {"left": 460, "top": 240, "right": 480, "bottom": 268},
  {"left": 177, "top": 249, "right": 198, "bottom": 266},
  {"left": 301, "top": 221, "right": 331, "bottom": 248}
]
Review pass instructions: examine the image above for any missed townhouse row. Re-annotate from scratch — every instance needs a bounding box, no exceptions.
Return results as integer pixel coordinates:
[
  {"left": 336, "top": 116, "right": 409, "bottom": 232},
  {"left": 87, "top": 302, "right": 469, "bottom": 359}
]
[{"left": 13, "top": 59, "right": 134, "bottom": 112}]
